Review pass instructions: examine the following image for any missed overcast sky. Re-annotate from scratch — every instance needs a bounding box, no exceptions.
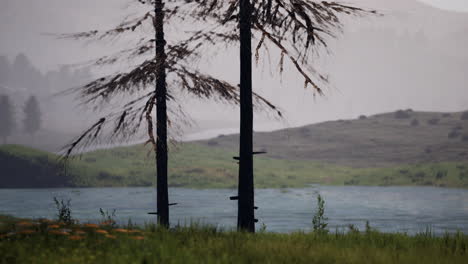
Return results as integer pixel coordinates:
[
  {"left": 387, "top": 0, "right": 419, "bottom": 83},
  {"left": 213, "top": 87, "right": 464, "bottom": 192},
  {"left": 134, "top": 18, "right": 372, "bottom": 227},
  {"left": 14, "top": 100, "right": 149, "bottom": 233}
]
[
  {"left": 1, "top": 0, "right": 468, "bottom": 137},
  {"left": 419, "top": 0, "right": 468, "bottom": 11}
]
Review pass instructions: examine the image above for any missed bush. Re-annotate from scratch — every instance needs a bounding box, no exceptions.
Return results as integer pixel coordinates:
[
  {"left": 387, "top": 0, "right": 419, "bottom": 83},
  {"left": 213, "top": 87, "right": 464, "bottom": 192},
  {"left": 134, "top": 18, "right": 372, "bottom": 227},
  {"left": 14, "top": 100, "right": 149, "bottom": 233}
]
[
  {"left": 358, "top": 115, "right": 367, "bottom": 120},
  {"left": 427, "top": 118, "right": 439, "bottom": 125},
  {"left": 436, "top": 170, "right": 447, "bottom": 180},
  {"left": 312, "top": 194, "right": 328, "bottom": 233},
  {"left": 84, "top": 157, "right": 96, "bottom": 163},
  {"left": 461, "top": 111, "right": 468, "bottom": 120},
  {"left": 53, "top": 197, "right": 74, "bottom": 225},
  {"left": 411, "top": 119, "right": 419, "bottom": 126},
  {"left": 448, "top": 130, "right": 460, "bottom": 139},
  {"left": 206, "top": 140, "right": 218, "bottom": 146},
  {"left": 394, "top": 110, "right": 411, "bottom": 119}
]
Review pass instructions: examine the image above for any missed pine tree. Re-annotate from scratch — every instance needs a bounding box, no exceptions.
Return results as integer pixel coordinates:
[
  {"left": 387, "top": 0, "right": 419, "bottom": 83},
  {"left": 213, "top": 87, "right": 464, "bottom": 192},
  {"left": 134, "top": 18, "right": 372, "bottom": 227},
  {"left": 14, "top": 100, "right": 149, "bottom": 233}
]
[
  {"left": 23, "top": 95, "right": 42, "bottom": 141},
  {"left": 59, "top": 0, "right": 278, "bottom": 228},
  {"left": 0, "top": 94, "right": 15, "bottom": 144},
  {"left": 187, "top": 0, "right": 375, "bottom": 232}
]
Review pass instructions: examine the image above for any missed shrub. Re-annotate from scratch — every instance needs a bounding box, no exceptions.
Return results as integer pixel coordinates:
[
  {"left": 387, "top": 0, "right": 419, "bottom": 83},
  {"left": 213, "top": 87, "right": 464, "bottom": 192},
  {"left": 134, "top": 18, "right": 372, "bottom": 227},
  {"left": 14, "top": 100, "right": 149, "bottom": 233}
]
[
  {"left": 312, "top": 194, "right": 328, "bottom": 233},
  {"left": 394, "top": 110, "right": 411, "bottom": 119},
  {"left": 461, "top": 111, "right": 468, "bottom": 120},
  {"left": 427, "top": 118, "right": 440, "bottom": 125},
  {"left": 84, "top": 157, "right": 96, "bottom": 163},
  {"left": 436, "top": 170, "right": 447, "bottom": 180},
  {"left": 358, "top": 115, "right": 367, "bottom": 120},
  {"left": 411, "top": 119, "right": 419, "bottom": 126},
  {"left": 448, "top": 130, "right": 460, "bottom": 139},
  {"left": 206, "top": 140, "right": 218, "bottom": 146},
  {"left": 53, "top": 197, "right": 74, "bottom": 225},
  {"left": 99, "top": 208, "right": 117, "bottom": 228}
]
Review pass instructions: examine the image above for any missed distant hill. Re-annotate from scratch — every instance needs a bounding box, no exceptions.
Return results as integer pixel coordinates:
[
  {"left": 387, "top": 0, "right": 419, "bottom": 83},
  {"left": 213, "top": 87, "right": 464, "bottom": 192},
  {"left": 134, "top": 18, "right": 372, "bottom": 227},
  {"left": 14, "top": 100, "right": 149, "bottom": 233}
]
[
  {"left": 198, "top": 110, "right": 468, "bottom": 167},
  {"left": 0, "top": 145, "right": 73, "bottom": 188},
  {"left": 1, "top": 110, "right": 468, "bottom": 189}
]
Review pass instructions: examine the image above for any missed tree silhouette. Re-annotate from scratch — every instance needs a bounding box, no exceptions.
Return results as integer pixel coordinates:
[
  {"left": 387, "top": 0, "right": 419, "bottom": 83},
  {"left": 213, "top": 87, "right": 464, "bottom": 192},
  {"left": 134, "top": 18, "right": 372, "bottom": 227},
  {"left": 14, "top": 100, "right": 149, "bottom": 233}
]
[
  {"left": 23, "top": 95, "right": 42, "bottom": 141},
  {"left": 0, "top": 94, "right": 15, "bottom": 145},
  {"left": 187, "top": 0, "right": 375, "bottom": 232},
  {"left": 59, "top": 0, "right": 279, "bottom": 227}
]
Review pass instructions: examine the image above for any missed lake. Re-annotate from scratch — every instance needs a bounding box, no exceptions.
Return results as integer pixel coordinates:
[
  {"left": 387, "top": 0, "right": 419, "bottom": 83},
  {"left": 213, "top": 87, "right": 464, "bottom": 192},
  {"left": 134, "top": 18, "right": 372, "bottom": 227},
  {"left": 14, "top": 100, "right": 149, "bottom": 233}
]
[{"left": 1, "top": 186, "right": 467, "bottom": 234}]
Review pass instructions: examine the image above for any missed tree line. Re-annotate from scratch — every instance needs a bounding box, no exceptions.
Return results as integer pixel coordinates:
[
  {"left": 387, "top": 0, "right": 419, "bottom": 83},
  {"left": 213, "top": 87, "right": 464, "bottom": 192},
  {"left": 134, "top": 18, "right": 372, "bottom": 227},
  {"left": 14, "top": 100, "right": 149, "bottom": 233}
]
[
  {"left": 0, "top": 94, "right": 42, "bottom": 144},
  {"left": 61, "top": 0, "right": 374, "bottom": 233}
]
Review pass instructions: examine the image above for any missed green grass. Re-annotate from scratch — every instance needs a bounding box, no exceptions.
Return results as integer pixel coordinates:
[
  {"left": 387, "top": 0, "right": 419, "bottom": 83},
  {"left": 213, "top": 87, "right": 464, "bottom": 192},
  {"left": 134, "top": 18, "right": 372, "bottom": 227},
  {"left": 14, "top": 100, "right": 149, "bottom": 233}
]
[
  {"left": 1, "top": 215, "right": 467, "bottom": 263},
  {"left": 2, "top": 143, "right": 468, "bottom": 189}
]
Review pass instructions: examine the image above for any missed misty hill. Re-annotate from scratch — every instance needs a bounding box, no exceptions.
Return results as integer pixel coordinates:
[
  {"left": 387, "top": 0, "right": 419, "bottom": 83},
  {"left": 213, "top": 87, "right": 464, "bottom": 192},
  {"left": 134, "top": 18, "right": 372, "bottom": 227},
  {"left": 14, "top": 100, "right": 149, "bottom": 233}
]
[
  {"left": 198, "top": 110, "right": 468, "bottom": 167},
  {"left": 0, "top": 145, "right": 73, "bottom": 188},
  {"left": 2, "top": 110, "right": 468, "bottom": 189}
]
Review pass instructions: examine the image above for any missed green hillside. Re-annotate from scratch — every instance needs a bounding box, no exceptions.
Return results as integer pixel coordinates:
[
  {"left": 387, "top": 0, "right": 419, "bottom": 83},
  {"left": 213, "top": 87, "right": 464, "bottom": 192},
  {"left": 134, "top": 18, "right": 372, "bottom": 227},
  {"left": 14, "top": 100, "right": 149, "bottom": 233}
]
[
  {"left": 1, "top": 110, "right": 468, "bottom": 188},
  {"left": 198, "top": 110, "right": 468, "bottom": 167}
]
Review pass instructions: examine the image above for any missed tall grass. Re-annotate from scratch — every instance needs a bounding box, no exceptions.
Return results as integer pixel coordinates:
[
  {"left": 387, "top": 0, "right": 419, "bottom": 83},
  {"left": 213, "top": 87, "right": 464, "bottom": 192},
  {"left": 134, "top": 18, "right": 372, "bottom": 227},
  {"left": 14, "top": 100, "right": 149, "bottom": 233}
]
[{"left": 1, "top": 217, "right": 467, "bottom": 264}]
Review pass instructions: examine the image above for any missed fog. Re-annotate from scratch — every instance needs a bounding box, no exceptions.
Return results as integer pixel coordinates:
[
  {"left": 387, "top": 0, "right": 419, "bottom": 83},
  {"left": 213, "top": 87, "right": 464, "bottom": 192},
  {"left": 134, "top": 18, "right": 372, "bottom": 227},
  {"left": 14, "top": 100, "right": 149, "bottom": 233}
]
[{"left": 1, "top": 0, "right": 467, "bottom": 151}]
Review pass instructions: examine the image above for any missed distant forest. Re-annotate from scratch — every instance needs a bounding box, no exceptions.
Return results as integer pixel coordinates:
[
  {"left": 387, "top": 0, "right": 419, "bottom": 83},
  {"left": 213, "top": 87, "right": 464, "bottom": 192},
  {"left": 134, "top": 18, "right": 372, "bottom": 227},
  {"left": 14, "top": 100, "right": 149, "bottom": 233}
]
[
  {"left": 0, "top": 54, "right": 93, "bottom": 150},
  {"left": 0, "top": 53, "right": 91, "bottom": 97}
]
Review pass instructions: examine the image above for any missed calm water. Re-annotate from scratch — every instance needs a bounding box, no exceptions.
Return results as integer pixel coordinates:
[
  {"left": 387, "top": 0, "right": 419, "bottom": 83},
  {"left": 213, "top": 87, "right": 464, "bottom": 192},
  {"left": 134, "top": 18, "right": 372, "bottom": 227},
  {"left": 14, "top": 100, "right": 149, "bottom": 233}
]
[{"left": 1, "top": 186, "right": 467, "bottom": 234}]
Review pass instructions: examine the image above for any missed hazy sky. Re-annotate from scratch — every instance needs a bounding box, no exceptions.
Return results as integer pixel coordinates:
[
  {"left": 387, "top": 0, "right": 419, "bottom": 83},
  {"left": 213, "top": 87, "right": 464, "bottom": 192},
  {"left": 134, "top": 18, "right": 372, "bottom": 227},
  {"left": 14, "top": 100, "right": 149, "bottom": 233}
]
[
  {"left": 419, "top": 0, "right": 468, "bottom": 11},
  {"left": 1, "top": 0, "right": 468, "bottom": 137}
]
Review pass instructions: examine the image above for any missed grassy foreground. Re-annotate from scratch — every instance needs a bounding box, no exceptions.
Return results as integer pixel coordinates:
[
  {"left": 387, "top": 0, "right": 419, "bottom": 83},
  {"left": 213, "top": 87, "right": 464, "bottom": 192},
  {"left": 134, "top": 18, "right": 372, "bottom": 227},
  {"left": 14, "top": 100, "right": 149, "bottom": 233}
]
[{"left": 1, "top": 215, "right": 468, "bottom": 263}]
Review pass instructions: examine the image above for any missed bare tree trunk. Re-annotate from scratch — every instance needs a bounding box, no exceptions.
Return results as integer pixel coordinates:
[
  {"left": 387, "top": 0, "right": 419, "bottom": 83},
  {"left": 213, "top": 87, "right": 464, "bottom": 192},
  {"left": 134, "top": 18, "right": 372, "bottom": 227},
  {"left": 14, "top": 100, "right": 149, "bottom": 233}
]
[
  {"left": 154, "top": 0, "right": 169, "bottom": 228},
  {"left": 237, "top": 0, "right": 255, "bottom": 232}
]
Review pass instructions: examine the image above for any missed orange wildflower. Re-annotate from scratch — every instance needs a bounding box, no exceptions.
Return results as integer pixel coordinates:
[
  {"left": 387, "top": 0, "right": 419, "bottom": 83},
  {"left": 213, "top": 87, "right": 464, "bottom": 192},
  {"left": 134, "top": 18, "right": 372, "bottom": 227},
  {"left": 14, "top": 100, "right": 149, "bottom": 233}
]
[
  {"left": 100, "top": 220, "right": 114, "bottom": 226},
  {"left": 131, "top": 236, "right": 145, "bottom": 240},
  {"left": 48, "top": 224, "right": 60, "bottom": 229},
  {"left": 113, "top": 228, "right": 129, "bottom": 233},
  {"left": 105, "top": 234, "right": 117, "bottom": 239},
  {"left": 49, "top": 230, "right": 69, "bottom": 235},
  {"left": 16, "top": 221, "right": 34, "bottom": 227},
  {"left": 95, "top": 229, "right": 108, "bottom": 235},
  {"left": 128, "top": 229, "right": 141, "bottom": 233},
  {"left": 17, "top": 229, "right": 36, "bottom": 235},
  {"left": 74, "top": 230, "right": 86, "bottom": 235},
  {"left": 68, "top": 235, "right": 84, "bottom": 241},
  {"left": 83, "top": 223, "right": 99, "bottom": 228}
]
